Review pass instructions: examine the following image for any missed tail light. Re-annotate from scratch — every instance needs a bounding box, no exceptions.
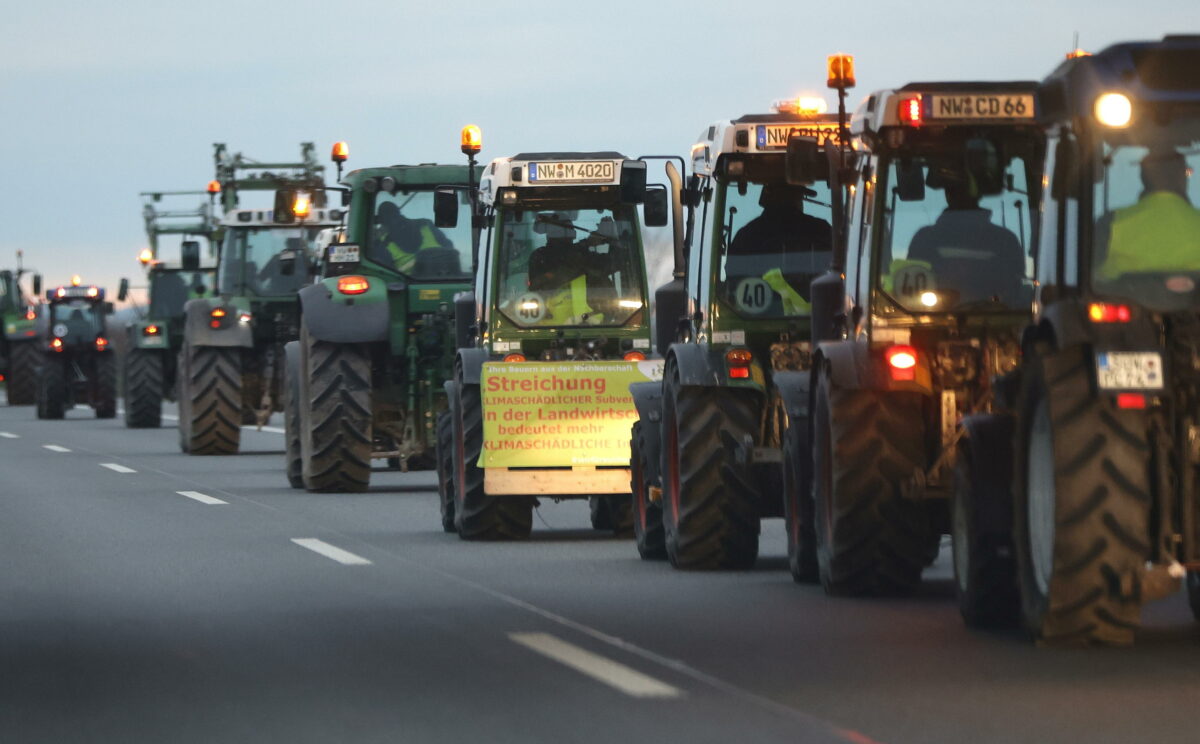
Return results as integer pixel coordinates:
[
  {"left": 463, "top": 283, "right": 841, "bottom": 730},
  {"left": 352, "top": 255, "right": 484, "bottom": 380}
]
[
  {"left": 210, "top": 308, "right": 227, "bottom": 318},
  {"left": 337, "top": 275, "right": 370, "bottom": 295},
  {"left": 898, "top": 95, "right": 923, "bottom": 126},
  {"left": 95, "top": 337, "right": 108, "bottom": 351},
  {"left": 623, "top": 351, "right": 646, "bottom": 361},
  {"left": 885, "top": 345, "right": 918, "bottom": 381},
  {"left": 503, "top": 353, "right": 526, "bottom": 363},
  {"left": 1087, "top": 302, "right": 1131, "bottom": 323},
  {"left": 1116, "top": 393, "right": 1146, "bottom": 409},
  {"left": 50, "top": 338, "right": 64, "bottom": 352},
  {"left": 143, "top": 325, "right": 160, "bottom": 336},
  {"left": 726, "top": 348, "right": 752, "bottom": 379}
]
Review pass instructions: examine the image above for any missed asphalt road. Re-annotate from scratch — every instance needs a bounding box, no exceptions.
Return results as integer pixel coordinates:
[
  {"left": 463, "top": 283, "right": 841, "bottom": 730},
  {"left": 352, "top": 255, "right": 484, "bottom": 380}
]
[{"left": 2, "top": 400, "right": 1199, "bottom": 743}]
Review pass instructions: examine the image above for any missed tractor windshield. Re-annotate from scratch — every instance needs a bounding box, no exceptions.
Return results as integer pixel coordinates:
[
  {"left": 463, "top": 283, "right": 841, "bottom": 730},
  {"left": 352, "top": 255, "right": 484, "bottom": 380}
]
[
  {"left": 876, "top": 131, "right": 1041, "bottom": 312},
  {"left": 367, "top": 190, "right": 474, "bottom": 281},
  {"left": 1090, "top": 115, "right": 1200, "bottom": 311},
  {"left": 149, "top": 270, "right": 215, "bottom": 318},
  {"left": 715, "top": 177, "right": 834, "bottom": 319},
  {"left": 494, "top": 203, "right": 647, "bottom": 328},
  {"left": 219, "top": 226, "right": 321, "bottom": 297},
  {"left": 50, "top": 300, "right": 102, "bottom": 342}
]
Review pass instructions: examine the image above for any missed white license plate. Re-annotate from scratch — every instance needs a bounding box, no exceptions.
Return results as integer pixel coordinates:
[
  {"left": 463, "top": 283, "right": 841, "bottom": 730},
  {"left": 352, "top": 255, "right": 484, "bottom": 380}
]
[
  {"left": 528, "top": 161, "right": 615, "bottom": 184},
  {"left": 755, "top": 123, "right": 840, "bottom": 149},
  {"left": 1096, "top": 352, "right": 1164, "bottom": 390},
  {"left": 327, "top": 243, "right": 360, "bottom": 263},
  {"left": 927, "top": 94, "right": 1034, "bottom": 119}
]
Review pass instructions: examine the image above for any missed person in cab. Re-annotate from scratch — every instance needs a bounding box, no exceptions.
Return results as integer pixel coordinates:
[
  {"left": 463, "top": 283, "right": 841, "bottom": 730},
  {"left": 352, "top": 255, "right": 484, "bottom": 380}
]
[
  {"left": 527, "top": 213, "right": 618, "bottom": 324},
  {"left": 727, "top": 183, "right": 831, "bottom": 313},
  {"left": 372, "top": 201, "right": 459, "bottom": 276},
  {"left": 1098, "top": 147, "right": 1200, "bottom": 280},
  {"left": 905, "top": 171, "right": 1025, "bottom": 305}
]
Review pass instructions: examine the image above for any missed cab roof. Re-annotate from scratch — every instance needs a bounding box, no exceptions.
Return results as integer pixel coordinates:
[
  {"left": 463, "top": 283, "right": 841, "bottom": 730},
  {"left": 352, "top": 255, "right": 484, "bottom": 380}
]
[
  {"left": 478, "top": 151, "right": 633, "bottom": 206},
  {"left": 852, "top": 81, "right": 1040, "bottom": 139},
  {"left": 342, "top": 163, "right": 478, "bottom": 189},
  {"left": 691, "top": 112, "right": 842, "bottom": 177},
  {"left": 219, "top": 208, "right": 342, "bottom": 227}
]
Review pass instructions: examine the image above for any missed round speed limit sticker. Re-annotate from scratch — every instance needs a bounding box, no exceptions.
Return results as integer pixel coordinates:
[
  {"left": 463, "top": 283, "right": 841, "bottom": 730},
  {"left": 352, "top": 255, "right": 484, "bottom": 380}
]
[
  {"left": 514, "top": 292, "right": 546, "bottom": 324},
  {"left": 733, "top": 278, "right": 773, "bottom": 315},
  {"left": 53, "top": 323, "right": 68, "bottom": 337}
]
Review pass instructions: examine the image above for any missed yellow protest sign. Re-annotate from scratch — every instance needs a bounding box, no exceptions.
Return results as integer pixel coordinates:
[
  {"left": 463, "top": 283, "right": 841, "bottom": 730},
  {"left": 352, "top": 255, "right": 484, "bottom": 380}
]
[{"left": 480, "top": 360, "right": 663, "bottom": 468}]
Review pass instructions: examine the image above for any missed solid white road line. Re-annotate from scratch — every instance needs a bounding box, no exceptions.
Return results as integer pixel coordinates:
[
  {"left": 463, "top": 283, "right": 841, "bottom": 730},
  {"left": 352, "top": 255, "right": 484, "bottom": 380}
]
[
  {"left": 0, "top": 432, "right": 18, "bottom": 439},
  {"left": 176, "top": 490, "right": 228, "bottom": 505},
  {"left": 290, "top": 538, "right": 372, "bottom": 566},
  {"left": 43, "top": 444, "right": 71, "bottom": 452},
  {"left": 99, "top": 463, "right": 137, "bottom": 473},
  {"left": 509, "top": 632, "right": 683, "bottom": 699}
]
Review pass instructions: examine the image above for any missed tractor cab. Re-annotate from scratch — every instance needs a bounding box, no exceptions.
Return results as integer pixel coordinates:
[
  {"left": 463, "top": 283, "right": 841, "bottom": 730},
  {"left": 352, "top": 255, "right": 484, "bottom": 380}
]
[{"left": 215, "top": 207, "right": 341, "bottom": 300}]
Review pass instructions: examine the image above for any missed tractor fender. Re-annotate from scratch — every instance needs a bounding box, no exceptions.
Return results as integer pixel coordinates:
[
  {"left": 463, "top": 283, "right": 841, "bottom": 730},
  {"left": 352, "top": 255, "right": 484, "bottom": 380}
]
[
  {"left": 773, "top": 371, "right": 811, "bottom": 420},
  {"left": 183, "top": 297, "right": 253, "bottom": 348},
  {"left": 959, "top": 413, "right": 1015, "bottom": 539},
  {"left": 629, "top": 381, "right": 662, "bottom": 423},
  {"left": 456, "top": 348, "right": 491, "bottom": 385},
  {"left": 284, "top": 339, "right": 300, "bottom": 381},
  {"left": 126, "top": 319, "right": 171, "bottom": 351},
  {"left": 665, "top": 343, "right": 723, "bottom": 386},
  {"left": 814, "top": 339, "right": 868, "bottom": 389},
  {"left": 1033, "top": 300, "right": 1087, "bottom": 350},
  {"left": 299, "top": 281, "right": 389, "bottom": 344}
]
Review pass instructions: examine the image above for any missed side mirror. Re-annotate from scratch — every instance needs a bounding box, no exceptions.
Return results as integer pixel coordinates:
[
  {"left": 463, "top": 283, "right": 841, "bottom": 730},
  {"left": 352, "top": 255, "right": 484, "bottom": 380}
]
[
  {"left": 619, "top": 160, "right": 648, "bottom": 204},
  {"left": 434, "top": 187, "right": 460, "bottom": 228},
  {"left": 964, "top": 138, "right": 1004, "bottom": 196},
  {"left": 341, "top": 190, "right": 351, "bottom": 207},
  {"left": 785, "top": 136, "right": 823, "bottom": 185},
  {"left": 103, "top": 301, "right": 115, "bottom": 314},
  {"left": 181, "top": 240, "right": 201, "bottom": 270},
  {"left": 274, "top": 190, "right": 297, "bottom": 224},
  {"left": 278, "top": 249, "right": 297, "bottom": 276},
  {"left": 896, "top": 160, "right": 926, "bottom": 202},
  {"left": 32, "top": 274, "right": 41, "bottom": 297},
  {"left": 117, "top": 277, "right": 129, "bottom": 302},
  {"left": 643, "top": 187, "right": 669, "bottom": 227}
]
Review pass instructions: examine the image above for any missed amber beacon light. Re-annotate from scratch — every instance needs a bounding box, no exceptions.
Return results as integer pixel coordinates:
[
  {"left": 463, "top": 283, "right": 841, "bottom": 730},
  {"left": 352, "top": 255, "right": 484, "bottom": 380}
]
[
  {"left": 827, "top": 54, "right": 856, "bottom": 89},
  {"left": 461, "top": 125, "right": 482, "bottom": 156}
]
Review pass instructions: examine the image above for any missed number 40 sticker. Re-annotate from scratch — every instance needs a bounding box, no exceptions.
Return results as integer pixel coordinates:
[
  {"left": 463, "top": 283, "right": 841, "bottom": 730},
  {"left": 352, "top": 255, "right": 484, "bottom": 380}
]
[
  {"left": 893, "top": 263, "right": 936, "bottom": 297},
  {"left": 734, "top": 278, "right": 772, "bottom": 315}
]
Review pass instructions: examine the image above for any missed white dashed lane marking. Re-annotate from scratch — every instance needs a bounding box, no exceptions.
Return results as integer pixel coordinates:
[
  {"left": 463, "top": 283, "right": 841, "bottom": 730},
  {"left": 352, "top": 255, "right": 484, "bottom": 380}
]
[
  {"left": 43, "top": 444, "right": 71, "bottom": 452},
  {"left": 99, "top": 463, "right": 137, "bottom": 474},
  {"left": 290, "top": 538, "right": 372, "bottom": 566},
  {"left": 0, "top": 432, "right": 18, "bottom": 439},
  {"left": 176, "top": 490, "right": 228, "bottom": 505},
  {"left": 509, "top": 632, "right": 684, "bottom": 699}
]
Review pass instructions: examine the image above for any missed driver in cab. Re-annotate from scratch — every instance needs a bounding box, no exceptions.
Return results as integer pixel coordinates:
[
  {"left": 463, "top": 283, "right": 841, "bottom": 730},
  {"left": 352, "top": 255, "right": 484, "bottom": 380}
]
[
  {"left": 904, "top": 168, "right": 1025, "bottom": 305},
  {"left": 1097, "top": 147, "right": 1200, "bottom": 280},
  {"left": 727, "top": 183, "right": 831, "bottom": 313},
  {"left": 527, "top": 213, "right": 618, "bottom": 324}
]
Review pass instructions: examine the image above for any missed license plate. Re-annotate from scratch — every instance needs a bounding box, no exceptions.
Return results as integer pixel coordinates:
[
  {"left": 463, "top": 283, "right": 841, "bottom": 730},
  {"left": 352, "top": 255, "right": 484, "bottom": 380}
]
[
  {"left": 755, "top": 122, "right": 840, "bottom": 149},
  {"left": 327, "top": 243, "right": 360, "bottom": 264},
  {"left": 528, "top": 161, "right": 615, "bottom": 184},
  {"left": 927, "top": 94, "right": 1034, "bottom": 120},
  {"left": 1096, "top": 352, "right": 1164, "bottom": 390}
]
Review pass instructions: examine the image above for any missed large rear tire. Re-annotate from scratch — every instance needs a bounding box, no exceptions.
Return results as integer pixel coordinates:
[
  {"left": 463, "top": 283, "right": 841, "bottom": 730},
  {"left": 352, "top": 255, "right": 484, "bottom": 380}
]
[
  {"left": 93, "top": 352, "right": 117, "bottom": 419},
  {"left": 661, "top": 368, "right": 760, "bottom": 570},
  {"left": 301, "top": 329, "right": 372, "bottom": 492},
  {"left": 1014, "top": 345, "right": 1150, "bottom": 645},
  {"left": 124, "top": 350, "right": 163, "bottom": 428},
  {"left": 182, "top": 346, "right": 242, "bottom": 455},
  {"left": 283, "top": 341, "right": 304, "bottom": 489},
  {"left": 436, "top": 410, "right": 456, "bottom": 532},
  {"left": 783, "top": 422, "right": 818, "bottom": 583},
  {"left": 37, "top": 355, "right": 66, "bottom": 420},
  {"left": 452, "top": 380, "right": 532, "bottom": 540},
  {"left": 952, "top": 432, "right": 1019, "bottom": 627},
  {"left": 812, "top": 371, "right": 932, "bottom": 595},
  {"left": 631, "top": 421, "right": 666, "bottom": 560},
  {"left": 7, "top": 341, "right": 38, "bottom": 405}
]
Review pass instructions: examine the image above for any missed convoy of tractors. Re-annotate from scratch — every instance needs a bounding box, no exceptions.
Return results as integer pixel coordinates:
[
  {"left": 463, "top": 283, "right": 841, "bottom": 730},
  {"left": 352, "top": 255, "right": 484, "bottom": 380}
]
[{"left": 6, "top": 35, "right": 1200, "bottom": 646}]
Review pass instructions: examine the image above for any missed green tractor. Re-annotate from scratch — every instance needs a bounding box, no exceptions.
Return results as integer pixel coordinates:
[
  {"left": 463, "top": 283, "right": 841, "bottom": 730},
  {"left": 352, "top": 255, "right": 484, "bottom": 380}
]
[
  {"left": 438, "top": 138, "right": 661, "bottom": 540},
  {"left": 628, "top": 61, "right": 855, "bottom": 569},
  {"left": 285, "top": 140, "right": 478, "bottom": 491},
  {"left": 0, "top": 254, "right": 41, "bottom": 405},
  {"left": 177, "top": 142, "right": 340, "bottom": 454},
  {"left": 124, "top": 189, "right": 218, "bottom": 428},
  {"left": 35, "top": 281, "right": 117, "bottom": 419}
]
